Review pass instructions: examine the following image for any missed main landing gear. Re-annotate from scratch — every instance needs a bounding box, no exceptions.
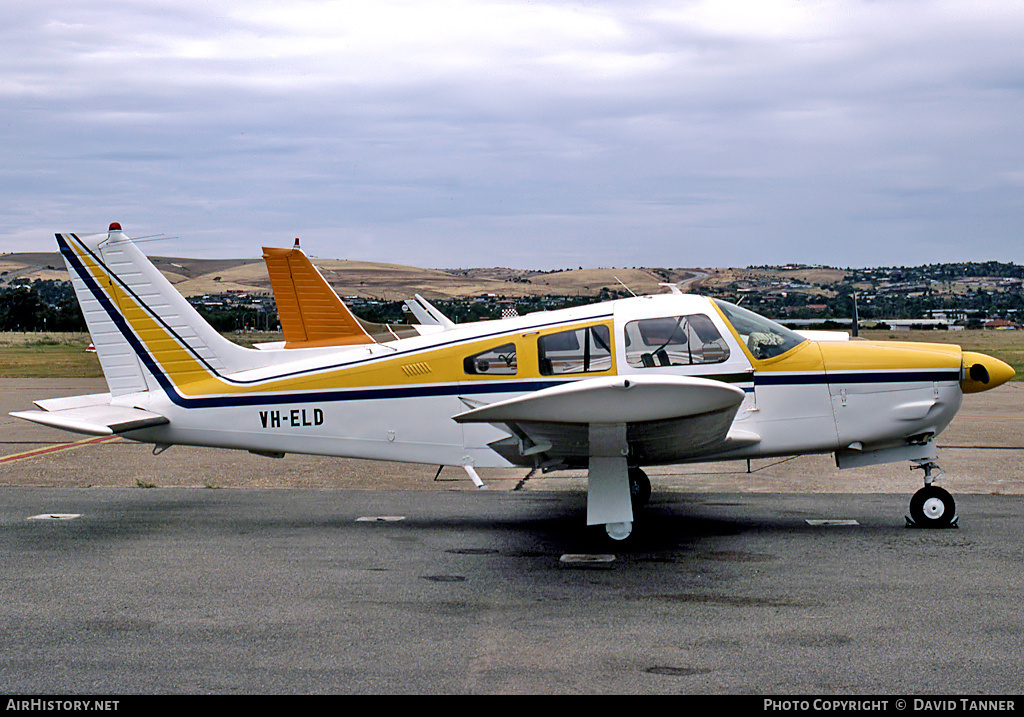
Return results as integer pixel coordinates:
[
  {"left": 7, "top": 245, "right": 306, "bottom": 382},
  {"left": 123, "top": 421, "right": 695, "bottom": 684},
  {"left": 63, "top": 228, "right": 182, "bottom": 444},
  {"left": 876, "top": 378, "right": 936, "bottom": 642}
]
[
  {"left": 629, "top": 466, "right": 652, "bottom": 513},
  {"left": 600, "top": 467, "right": 653, "bottom": 542},
  {"left": 907, "top": 461, "right": 957, "bottom": 529}
]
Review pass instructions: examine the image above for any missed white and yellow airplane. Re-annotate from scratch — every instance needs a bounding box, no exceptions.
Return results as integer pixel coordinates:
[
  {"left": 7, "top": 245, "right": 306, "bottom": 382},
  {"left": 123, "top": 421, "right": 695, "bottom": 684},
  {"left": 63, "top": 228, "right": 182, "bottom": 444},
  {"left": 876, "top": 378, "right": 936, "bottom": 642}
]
[{"left": 12, "top": 225, "right": 1015, "bottom": 540}]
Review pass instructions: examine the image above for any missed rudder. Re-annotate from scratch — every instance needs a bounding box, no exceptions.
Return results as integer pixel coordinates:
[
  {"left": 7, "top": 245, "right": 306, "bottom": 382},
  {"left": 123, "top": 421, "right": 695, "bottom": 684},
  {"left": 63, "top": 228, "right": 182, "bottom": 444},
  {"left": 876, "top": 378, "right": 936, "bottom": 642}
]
[
  {"left": 58, "top": 224, "right": 266, "bottom": 397},
  {"left": 262, "top": 243, "right": 375, "bottom": 348}
]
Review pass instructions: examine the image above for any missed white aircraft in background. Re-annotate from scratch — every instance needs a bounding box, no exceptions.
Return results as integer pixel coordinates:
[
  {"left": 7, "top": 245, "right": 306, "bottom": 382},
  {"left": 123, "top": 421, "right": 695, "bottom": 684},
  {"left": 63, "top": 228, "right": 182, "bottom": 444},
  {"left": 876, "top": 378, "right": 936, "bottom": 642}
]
[
  {"left": 12, "top": 225, "right": 1015, "bottom": 540},
  {"left": 259, "top": 240, "right": 451, "bottom": 349}
]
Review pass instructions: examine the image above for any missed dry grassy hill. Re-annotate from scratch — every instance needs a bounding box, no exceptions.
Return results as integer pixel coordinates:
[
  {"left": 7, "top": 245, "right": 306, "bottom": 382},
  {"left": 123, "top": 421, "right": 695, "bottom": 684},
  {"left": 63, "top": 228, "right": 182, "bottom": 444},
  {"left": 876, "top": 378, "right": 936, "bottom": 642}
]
[
  {"left": 0, "top": 251, "right": 712, "bottom": 300},
  {"left": 693, "top": 267, "right": 848, "bottom": 296}
]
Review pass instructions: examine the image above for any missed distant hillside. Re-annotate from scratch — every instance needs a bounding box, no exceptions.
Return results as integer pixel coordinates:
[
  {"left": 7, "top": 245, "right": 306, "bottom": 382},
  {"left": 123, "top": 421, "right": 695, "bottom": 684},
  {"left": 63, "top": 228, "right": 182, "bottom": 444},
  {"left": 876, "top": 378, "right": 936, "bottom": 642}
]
[
  {"left": 0, "top": 251, "right": 705, "bottom": 300},
  {"left": 5, "top": 250, "right": 1019, "bottom": 309}
]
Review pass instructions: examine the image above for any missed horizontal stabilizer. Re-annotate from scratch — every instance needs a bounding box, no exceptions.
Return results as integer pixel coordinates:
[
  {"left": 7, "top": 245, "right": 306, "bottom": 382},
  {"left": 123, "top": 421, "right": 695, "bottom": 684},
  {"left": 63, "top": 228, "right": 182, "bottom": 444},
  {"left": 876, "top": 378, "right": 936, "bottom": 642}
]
[
  {"left": 11, "top": 405, "right": 168, "bottom": 437},
  {"left": 33, "top": 392, "right": 112, "bottom": 412},
  {"left": 454, "top": 375, "right": 744, "bottom": 425}
]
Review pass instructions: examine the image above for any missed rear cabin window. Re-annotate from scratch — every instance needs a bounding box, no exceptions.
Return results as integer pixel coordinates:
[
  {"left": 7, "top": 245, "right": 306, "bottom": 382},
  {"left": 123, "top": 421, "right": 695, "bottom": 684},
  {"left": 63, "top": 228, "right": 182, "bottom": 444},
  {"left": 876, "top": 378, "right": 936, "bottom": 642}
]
[
  {"left": 624, "top": 314, "right": 730, "bottom": 368},
  {"left": 537, "top": 325, "right": 612, "bottom": 375},
  {"left": 464, "top": 343, "right": 517, "bottom": 375}
]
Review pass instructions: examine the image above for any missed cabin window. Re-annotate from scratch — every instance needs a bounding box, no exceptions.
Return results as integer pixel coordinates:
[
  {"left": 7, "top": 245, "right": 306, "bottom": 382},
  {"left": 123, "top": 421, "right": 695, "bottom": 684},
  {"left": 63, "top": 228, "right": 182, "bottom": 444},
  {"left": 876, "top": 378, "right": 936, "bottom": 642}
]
[
  {"left": 624, "top": 314, "right": 731, "bottom": 368},
  {"left": 538, "top": 325, "right": 612, "bottom": 375},
  {"left": 713, "top": 299, "right": 806, "bottom": 360},
  {"left": 464, "top": 343, "right": 517, "bottom": 375}
]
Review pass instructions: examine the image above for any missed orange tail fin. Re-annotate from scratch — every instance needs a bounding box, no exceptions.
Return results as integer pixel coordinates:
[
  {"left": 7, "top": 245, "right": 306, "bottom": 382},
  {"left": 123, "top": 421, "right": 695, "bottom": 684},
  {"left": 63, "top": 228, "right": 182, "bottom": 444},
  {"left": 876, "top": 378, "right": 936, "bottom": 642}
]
[{"left": 262, "top": 245, "right": 375, "bottom": 348}]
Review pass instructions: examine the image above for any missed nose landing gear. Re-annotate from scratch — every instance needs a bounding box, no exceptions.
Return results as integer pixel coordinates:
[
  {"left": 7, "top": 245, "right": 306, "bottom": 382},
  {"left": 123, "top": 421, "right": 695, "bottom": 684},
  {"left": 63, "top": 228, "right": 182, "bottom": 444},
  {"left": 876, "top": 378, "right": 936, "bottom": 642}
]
[{"left": 907, "top": 461, "right": 957, "bottom": 529}]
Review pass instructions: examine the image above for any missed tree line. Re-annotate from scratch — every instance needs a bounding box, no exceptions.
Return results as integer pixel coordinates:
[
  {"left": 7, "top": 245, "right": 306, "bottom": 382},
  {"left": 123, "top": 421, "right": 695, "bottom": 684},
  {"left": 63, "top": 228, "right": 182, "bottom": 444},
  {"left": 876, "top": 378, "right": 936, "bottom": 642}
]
[{"left": 0, "top": 281, "right": 86, "bottom": 332}]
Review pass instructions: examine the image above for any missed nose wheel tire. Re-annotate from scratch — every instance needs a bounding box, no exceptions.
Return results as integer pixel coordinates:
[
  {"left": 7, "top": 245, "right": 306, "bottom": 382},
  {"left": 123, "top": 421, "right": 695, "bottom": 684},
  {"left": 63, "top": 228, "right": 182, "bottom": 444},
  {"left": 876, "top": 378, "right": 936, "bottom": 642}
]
[
  {"left": 605, "top": 521, "right": 633, "bottom": 541},
  {"left": 909, "top": 485, "right": 956, "bottom": 528}
]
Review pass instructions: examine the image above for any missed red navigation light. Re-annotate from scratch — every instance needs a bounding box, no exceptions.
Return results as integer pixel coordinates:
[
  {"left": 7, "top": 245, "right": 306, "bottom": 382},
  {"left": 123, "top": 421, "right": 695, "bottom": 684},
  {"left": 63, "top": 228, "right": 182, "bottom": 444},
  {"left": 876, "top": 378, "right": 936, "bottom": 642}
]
[{"left": 109, "top": 222, "right": 122, "bottom": 231}]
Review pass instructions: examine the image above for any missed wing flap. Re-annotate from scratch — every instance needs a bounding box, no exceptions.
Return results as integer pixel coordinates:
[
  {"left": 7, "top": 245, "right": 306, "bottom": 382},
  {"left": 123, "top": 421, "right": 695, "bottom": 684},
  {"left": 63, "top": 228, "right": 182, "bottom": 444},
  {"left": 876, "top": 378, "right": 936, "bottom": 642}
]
[{"left": 11, "top": 405, "right": 168, "bottom": 436}]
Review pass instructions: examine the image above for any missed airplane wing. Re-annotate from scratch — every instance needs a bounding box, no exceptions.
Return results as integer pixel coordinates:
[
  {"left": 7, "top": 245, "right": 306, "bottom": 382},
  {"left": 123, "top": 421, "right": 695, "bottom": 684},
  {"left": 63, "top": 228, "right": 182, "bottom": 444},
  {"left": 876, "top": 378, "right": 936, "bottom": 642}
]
[
  {"left": 262, "top": 245, "right": 376, "bottom": 348},
  {"left": 453, "top": 375, "right": 757, "bottom": 466}
]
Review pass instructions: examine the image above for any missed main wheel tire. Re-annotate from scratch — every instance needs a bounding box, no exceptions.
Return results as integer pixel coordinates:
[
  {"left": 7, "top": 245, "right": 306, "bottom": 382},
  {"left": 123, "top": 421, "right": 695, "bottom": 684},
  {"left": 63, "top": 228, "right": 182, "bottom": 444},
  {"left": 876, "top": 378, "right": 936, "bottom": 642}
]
[
  {"left": 909, "top": 485, "right": 956, "bottom": 528},
  {"left": 628, "top": 467, "right": 651, "bottom": 511}
]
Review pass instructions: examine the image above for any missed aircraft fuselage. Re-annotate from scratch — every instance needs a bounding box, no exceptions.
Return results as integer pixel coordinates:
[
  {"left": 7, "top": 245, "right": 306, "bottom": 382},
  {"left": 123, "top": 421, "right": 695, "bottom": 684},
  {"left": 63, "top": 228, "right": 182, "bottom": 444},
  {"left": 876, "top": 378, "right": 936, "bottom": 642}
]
[{"left": 119, "top": 292, "right": 996, "bottom": 474}]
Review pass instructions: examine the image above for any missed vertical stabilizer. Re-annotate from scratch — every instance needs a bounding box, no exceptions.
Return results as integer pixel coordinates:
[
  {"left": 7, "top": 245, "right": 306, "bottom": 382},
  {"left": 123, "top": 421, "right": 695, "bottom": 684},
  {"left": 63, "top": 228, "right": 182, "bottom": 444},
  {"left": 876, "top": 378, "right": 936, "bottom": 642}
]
[
  {"left": 58, "top": 225, "right": 266, "bottom": 397},
  {"left": 262, "top": 244, "right": 375, "bottom": 348},
  {"left": 62, "top": 230, "right": 148, "bottom": 396},
  {"left": 405, "top": 294, "right": 456, "bottom": 330}
]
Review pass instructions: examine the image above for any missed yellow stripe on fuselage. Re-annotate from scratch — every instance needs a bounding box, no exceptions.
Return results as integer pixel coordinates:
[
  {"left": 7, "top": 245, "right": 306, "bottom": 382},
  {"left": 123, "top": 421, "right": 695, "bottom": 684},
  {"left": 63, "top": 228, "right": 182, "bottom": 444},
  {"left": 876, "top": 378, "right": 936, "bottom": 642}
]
[
  {"left": 749, "top": 338, "right": 962, "bottom": 375},
  {"left": 748, "top": 339, "right": 825, "bottom": 373},
  {"left": 72, "top": 238, "right": 617, "bottom": 396},
  {"left": 815, "top": 340, "right": 961, "bottom": 373}
]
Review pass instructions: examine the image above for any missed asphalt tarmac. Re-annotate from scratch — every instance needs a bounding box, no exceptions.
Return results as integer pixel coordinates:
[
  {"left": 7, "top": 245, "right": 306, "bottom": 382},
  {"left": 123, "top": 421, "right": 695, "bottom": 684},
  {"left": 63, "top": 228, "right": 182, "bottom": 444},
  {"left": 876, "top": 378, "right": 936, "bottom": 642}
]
[{"left": 1, "top": 379, "right": 1022, "bottom": 695}]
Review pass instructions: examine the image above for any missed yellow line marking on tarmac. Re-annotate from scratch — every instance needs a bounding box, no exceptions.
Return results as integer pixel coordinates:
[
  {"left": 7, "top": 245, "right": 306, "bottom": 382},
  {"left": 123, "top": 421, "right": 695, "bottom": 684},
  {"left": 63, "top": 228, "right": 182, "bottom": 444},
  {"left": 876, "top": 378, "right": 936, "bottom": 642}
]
[{"left": 0, "top": 435, "right": 119, "bottom": 465}]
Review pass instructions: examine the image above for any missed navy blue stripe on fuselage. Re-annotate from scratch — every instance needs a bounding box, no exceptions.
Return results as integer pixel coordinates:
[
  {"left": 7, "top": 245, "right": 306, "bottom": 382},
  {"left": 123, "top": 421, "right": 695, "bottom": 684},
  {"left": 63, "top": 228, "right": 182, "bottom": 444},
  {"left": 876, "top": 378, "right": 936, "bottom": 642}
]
[
  {"left": 163, "top": 379, "right": 570, "bottom": 409},
  {"left": 57, "top": 233, "right": 612, "bottom": 408},
  {"left": 58, "top": 234, "right": 961, "bottom": 413},
  {"left": 63, "top": 233, "right": 614, "bottom": 387},
  {"left": 755, "top": 370, "right": 960, "bottom": 387}
]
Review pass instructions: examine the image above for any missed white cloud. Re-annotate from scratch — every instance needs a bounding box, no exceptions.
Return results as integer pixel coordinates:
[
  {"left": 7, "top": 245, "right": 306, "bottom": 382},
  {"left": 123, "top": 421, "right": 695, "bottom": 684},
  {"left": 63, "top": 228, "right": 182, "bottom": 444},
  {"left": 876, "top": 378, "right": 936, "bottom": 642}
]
[{"left": 1, "top": 0, "right": 1023, "bottom": 268}]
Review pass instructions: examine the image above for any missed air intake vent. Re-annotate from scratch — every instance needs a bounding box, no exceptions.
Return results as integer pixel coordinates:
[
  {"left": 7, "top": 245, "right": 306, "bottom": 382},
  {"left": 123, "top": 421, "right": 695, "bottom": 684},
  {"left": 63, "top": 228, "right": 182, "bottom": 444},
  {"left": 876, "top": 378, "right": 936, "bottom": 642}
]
[{"left": 402, "top": 362, "right": 432, "bottom": 377}]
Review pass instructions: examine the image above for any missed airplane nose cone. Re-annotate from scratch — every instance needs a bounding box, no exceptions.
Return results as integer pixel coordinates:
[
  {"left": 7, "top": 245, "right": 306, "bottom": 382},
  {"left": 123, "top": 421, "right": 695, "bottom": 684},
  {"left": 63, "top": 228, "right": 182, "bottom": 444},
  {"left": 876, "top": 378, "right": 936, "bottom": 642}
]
[{"left": 961, "top": 351, "right": 1015, "bottom": 393}]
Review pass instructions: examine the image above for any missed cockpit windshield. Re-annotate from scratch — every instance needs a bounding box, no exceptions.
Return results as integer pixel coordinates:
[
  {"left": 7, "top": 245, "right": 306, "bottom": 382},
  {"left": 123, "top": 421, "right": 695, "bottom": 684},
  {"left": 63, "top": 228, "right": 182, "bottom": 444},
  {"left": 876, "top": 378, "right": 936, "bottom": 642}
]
[{"left": 712, "top": 299, "right": 807, "bottom": 360}]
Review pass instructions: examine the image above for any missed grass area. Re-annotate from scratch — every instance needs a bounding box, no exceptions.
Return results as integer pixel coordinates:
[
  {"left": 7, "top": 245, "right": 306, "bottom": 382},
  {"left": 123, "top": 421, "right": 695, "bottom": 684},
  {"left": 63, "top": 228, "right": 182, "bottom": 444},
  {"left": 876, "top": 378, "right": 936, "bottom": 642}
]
[
  {"left": 0, "top": 331, "right": 285, "bottom": 378},
  {"left": 0, "top": 328, "right": 1019, "bottom": 380},
  {"left": 0, "top": 332, "right": 102, "bottom": 378}
]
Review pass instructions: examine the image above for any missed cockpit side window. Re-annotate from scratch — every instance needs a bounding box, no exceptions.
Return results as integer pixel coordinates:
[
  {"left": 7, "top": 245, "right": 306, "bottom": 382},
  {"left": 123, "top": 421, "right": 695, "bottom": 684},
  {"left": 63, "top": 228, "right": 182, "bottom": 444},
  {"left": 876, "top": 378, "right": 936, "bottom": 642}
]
[
  {"left": 712, "top": 299, "right": 807, "bottom": 360},
  {"left": 464, "top": 343, "right": 517, "bottom": 375},
  {"left": 624, "top": 314, "right": 730, "bottom": 368},
  {"left": 537, "top": 325, "right": 612, "bottom": 375}
]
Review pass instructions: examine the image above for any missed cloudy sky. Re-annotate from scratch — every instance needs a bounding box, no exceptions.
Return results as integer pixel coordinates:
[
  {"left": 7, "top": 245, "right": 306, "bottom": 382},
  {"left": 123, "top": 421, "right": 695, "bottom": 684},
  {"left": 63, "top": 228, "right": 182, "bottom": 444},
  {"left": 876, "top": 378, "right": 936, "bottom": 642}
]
[{"left": 3, "top": 0, "right": 1023, "bottom": 270}]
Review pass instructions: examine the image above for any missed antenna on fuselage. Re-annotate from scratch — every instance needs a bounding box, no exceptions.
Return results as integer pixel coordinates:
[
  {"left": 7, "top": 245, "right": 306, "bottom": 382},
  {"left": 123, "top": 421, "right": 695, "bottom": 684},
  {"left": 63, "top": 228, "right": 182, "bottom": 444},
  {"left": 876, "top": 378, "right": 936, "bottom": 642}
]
[
  {"left": 613, "top": 276, "right": 637, "bottom": 297},
  {"left": 851, "top": 291, "right": 860, "bottom": 337}
]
